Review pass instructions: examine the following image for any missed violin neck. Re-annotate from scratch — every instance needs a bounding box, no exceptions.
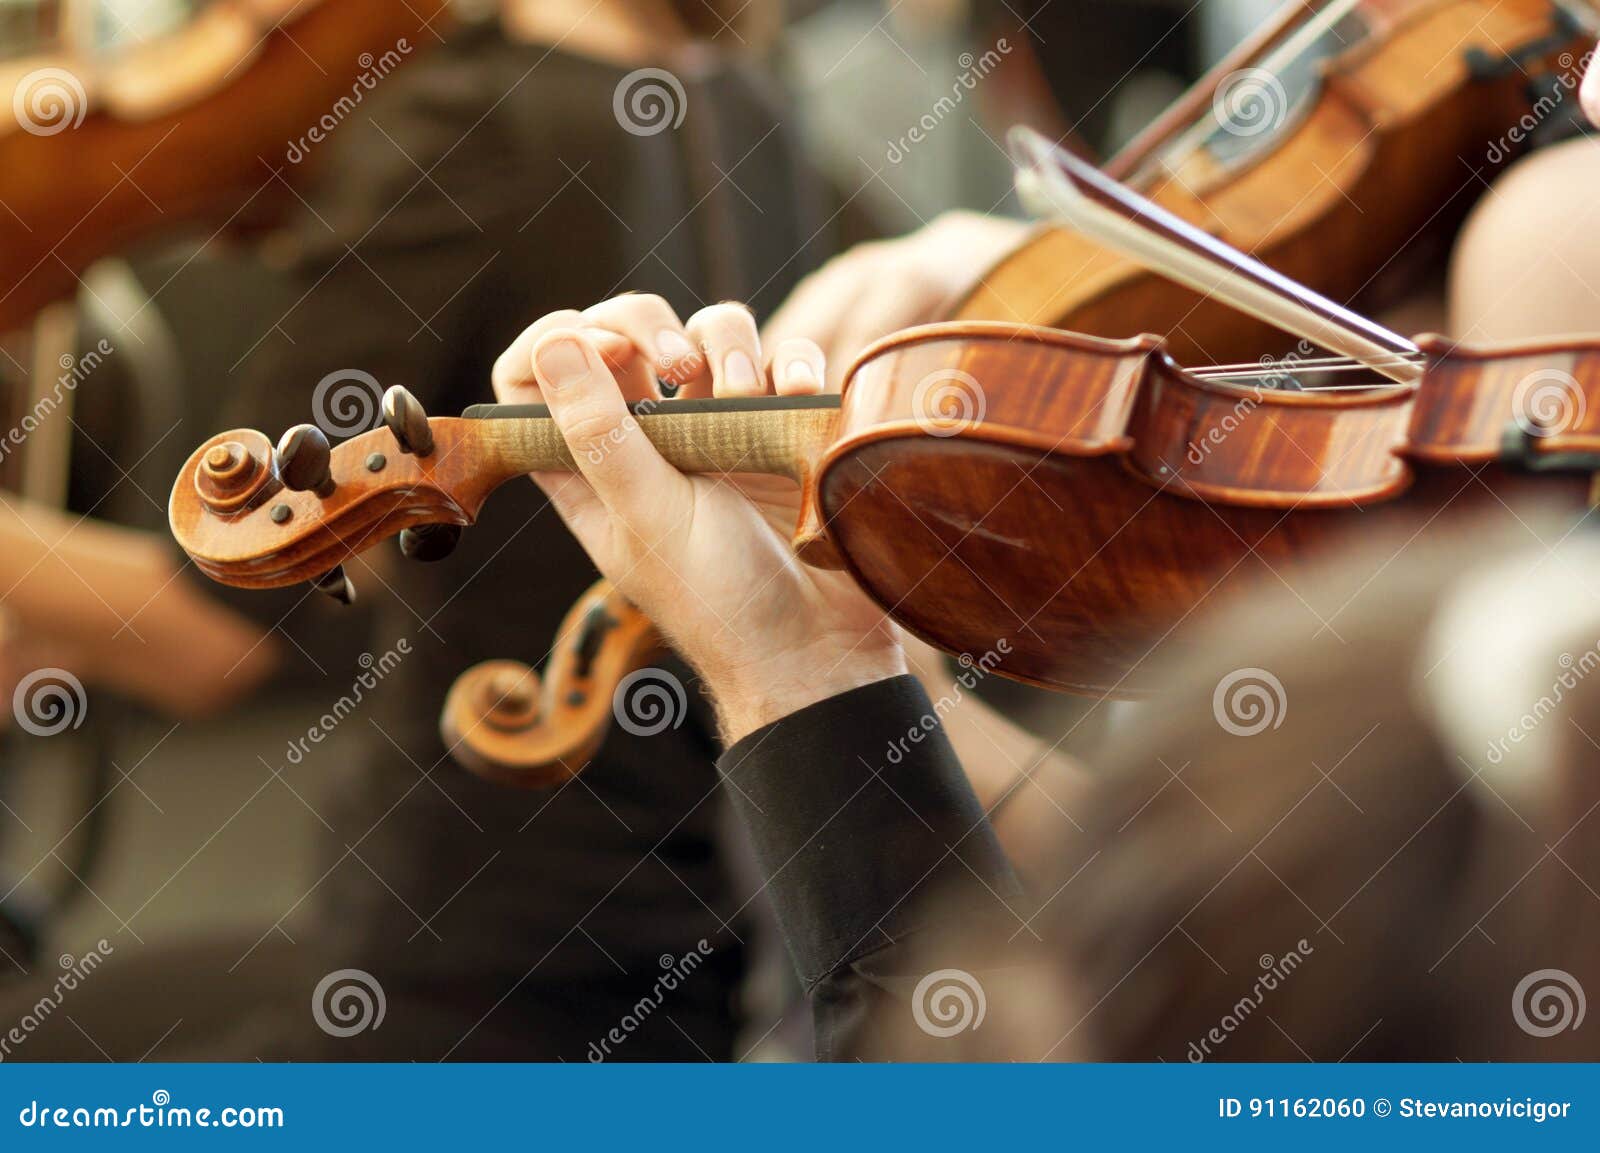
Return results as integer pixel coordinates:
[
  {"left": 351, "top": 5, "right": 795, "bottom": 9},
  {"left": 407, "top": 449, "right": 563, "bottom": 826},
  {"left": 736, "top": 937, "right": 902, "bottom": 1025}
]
[{"left": 459, "top": 396, "right": 843, "bottom": 482}]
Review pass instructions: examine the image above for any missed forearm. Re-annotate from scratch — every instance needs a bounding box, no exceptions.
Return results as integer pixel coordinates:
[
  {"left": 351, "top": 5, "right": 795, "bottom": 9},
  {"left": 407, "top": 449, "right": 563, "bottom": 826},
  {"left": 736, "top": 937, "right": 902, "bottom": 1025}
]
[{"left": 0, "top": 499, "right": 278, "bottom": 716}]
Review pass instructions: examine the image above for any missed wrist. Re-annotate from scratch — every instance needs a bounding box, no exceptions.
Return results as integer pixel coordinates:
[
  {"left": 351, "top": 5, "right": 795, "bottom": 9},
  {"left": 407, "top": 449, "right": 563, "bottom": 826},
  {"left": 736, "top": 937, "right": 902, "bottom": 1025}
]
[{"left": 709, "top": 631, "right": 907, "bottom": 745}]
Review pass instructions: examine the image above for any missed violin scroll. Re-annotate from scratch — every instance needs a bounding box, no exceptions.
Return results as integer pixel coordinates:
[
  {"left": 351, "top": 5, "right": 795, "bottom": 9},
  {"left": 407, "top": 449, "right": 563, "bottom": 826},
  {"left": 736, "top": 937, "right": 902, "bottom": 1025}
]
[{"left": 439, "top": 581, "right": 664, "bottom": 787}]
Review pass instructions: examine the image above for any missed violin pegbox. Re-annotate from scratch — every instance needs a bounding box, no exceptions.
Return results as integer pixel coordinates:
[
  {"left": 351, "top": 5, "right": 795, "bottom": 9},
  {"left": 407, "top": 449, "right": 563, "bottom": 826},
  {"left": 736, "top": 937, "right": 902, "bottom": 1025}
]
[{"left": 170, "top": 392, "right": 493, "bottom": 601}]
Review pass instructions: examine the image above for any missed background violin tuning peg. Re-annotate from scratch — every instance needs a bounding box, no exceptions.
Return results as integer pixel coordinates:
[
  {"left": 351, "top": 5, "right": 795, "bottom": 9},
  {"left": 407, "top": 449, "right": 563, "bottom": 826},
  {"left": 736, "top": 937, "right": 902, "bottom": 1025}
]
[
  {"left": 275, "top": 424, "right": 336, "bottom": 497},
  {"left": 382, "top": 385, "right": 434, "bottom": 456},
  {"left": 311, "top": 565, "right": 356, "bottom": 605},
  {"left": 398, "top": 523, "right": 462, "bottom": 563}
]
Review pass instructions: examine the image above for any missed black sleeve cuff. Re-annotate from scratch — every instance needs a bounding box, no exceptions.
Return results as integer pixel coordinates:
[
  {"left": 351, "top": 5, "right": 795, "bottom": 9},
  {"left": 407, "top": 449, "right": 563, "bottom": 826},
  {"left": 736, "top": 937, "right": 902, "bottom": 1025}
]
[{"left": 718, "top": 675, "right": 1019, "bottom": 988}]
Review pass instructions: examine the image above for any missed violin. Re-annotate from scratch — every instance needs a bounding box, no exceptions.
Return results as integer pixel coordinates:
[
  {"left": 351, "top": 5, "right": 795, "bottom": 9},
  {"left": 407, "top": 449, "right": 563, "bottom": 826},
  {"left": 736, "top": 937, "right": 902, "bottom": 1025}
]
[
  {"left": 0, "top": 0, "right": 452, "bottom": 333},
  {"left": 165, "top": 324, "right": 1598, "bottom": 699},
  {"left": 955, "top": 0, "right": 1600, "bottom": 362},
  {"left": 167, "top": 131, "right": 1600, "bottom": 704},
  {"left": 438, "top": 580, "right": 663, "bottom": 788}
]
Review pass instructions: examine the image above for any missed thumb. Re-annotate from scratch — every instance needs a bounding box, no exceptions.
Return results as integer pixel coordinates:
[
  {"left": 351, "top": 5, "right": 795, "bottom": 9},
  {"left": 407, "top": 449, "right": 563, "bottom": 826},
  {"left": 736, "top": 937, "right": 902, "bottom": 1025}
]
[{"left": 530, "top": 330, "right": 693, "bottom": 543}]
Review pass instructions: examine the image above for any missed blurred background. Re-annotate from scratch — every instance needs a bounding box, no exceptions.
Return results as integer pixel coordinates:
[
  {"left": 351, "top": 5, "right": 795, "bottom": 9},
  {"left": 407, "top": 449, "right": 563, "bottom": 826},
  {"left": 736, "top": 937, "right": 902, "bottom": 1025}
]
[{"left": 4, "top": 0, "right": 1571, "bottom": 1063}]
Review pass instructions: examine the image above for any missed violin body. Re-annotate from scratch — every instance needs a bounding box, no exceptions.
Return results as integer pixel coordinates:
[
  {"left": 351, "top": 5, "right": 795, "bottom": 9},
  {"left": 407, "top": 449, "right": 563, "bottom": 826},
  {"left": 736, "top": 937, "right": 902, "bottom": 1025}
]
[
  {"left": 0, "top": 0, "right": 452, "bottom": 332},
  {"left": 820, "top": 324, "right": 1595, "bottom": 694},
  {"left": 956, "top": 0, "right": 1597, "bottom": 362}
]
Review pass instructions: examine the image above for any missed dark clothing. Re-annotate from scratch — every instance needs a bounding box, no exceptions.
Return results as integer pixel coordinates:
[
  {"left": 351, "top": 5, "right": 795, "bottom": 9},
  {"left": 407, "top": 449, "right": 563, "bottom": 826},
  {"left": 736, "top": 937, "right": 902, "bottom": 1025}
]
[
  {"left": 205, "top": 25, "right": 832, "bottom": 1060},
  {"left": 718, "top": 676, "right": 1019, "bottom": 1061},
  {"left": 983, "top": 0, "right": 1200, "bottom": 153}
]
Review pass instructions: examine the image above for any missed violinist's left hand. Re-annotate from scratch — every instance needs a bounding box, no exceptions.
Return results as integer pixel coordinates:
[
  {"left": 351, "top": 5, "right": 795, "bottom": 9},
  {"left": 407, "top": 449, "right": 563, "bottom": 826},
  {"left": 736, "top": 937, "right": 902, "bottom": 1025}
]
[{"left": 492, "top": 298, "right": 906, "bottom": 743}]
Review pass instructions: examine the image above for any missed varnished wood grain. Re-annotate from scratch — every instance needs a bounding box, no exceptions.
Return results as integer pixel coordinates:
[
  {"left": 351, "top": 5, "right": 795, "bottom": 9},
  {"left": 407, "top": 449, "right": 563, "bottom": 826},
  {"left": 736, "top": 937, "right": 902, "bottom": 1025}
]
[
  {"left": 0, "top": 0, "right": 453, "bottom": 331},
  {"left": 817, "top": 325, "right": 1600, "bottom": 695},
  {"left": 439, "top": 581, "right": 663, "bottom": 788}
]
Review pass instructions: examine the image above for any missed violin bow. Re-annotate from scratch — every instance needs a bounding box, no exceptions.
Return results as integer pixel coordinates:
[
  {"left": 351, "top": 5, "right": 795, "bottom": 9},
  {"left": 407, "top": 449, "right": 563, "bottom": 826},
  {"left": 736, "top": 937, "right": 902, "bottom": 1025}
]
[{"left": 1008, "top": 126, "right": 1423, "bottom": 384}]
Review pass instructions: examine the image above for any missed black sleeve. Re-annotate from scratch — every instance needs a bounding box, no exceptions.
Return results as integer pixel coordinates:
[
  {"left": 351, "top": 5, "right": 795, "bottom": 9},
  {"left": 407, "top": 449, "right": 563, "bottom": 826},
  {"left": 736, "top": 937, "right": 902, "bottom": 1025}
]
[{"left": 717, "top": 675, "right": 1022, "bottom": 1060}]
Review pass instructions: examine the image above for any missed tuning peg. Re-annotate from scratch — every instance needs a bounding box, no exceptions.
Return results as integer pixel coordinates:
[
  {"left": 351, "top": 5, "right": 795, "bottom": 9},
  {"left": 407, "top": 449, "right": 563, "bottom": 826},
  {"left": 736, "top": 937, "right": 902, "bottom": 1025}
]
[
  {"left": 398, "top": 523, "right": 462, "bottom": 563},
  {"left": 275, "top": 424, "right": 336, "bottom": 497},
  {"left": 382, "top": 386, "right": 434, "bottom": 457},
  {"left": 311, "top": 565, "right": 356, "bottom": 605}
]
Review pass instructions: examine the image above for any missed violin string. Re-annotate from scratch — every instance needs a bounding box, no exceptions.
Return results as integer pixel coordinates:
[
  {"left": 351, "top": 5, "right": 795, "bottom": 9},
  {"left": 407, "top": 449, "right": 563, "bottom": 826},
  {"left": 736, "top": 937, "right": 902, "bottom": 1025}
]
[
  {"left": 1198, "top": 365, "right": 1416, "bottom": 384},
  {"left": 1193, "top": 352, "right": 1425, "bottom": 377},
  {"left": 1196, "top": 361, "right": 1424, "bottom": 388}
]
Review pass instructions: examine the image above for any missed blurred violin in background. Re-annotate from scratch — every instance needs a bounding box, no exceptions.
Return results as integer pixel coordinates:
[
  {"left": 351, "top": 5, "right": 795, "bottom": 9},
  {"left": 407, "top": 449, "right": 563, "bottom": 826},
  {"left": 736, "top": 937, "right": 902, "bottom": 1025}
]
[
  {"left": 438, "top": 581, "right": 664, "bottom": 788},
  {"left": 955, "top": 0, "right": 1600, "bottom": 362},
  {"left": 1, "top": 0, "right": 451, "bottom": 333}
]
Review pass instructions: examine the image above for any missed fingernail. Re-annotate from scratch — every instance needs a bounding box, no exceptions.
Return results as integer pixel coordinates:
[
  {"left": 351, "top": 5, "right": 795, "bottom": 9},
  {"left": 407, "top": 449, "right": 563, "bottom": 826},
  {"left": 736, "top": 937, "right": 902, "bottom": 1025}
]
[
  {"left": 785, "top": 359, "right": 818, "bottom": 388},
  {"left": 724, "top": 350, "right": 759, "bottom": 393},
  {"left": 536, "top": 338, "right": 589, "bottom": 390},
  {"left": 657, "top": 330, "right": 697, "bottom": 363}
]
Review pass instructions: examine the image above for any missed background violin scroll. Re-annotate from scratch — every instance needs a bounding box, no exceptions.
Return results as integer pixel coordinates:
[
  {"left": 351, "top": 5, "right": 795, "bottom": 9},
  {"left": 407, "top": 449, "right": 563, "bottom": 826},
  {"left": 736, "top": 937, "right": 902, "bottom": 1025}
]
[{"left": 438, "top": 582, "right": 663, "bottom": 788}]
